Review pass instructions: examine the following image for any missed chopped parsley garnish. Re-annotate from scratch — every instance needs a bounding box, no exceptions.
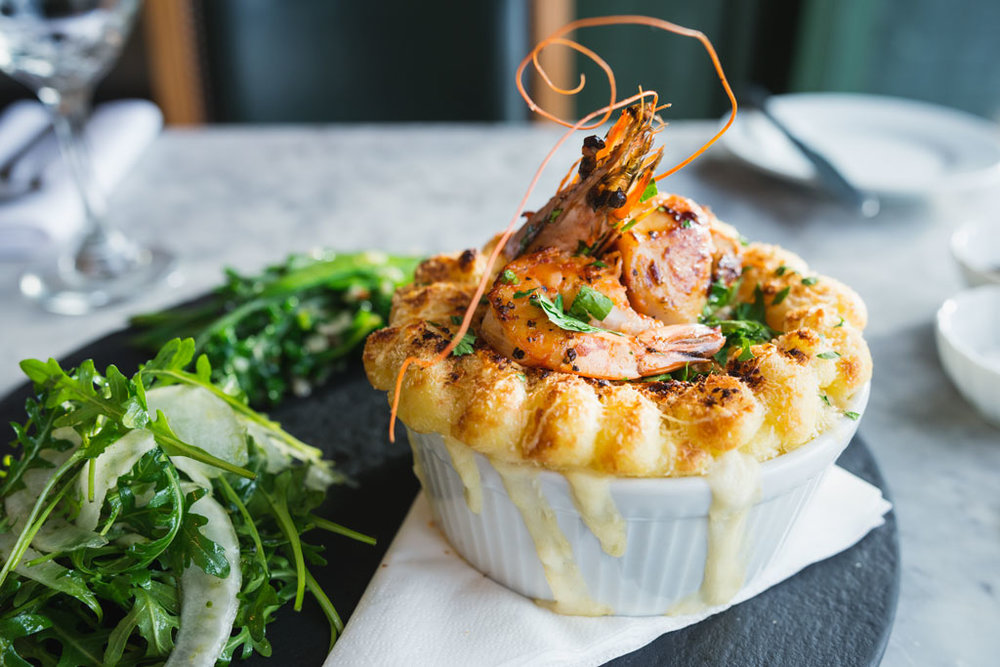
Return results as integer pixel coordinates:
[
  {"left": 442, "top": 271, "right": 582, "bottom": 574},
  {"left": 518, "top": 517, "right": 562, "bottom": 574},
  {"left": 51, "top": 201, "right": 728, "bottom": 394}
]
[
  {"left": 591, "top": 260, "right": 608, "bottom": 269},
  {"left": 802, "top": 276, "right": 818, "bottom": 286},
  {"left": 772, "top": 286, "right": 791, "bottom": 306},
  {"left": 702, "top": 278, "right": 742, "bottom": 320},
  {"left": 530, "top": 292, "right": 621, "bottom": 336},
  {"left": 739, "top": 234, "right": 750, "bottom": 247},
  {"left": 574, "top": 240, "right": 595, "bottom": 256},
  {"left": 639, "top": 180, "right": 658, "bottom": 203},
  {"left": 518, "top": 222, "right": 539, "bottom": 254},
  {"left": 548, "top": 208, "right": 563, "bottom": 223},
  {"left": 775, "top": 265, "right": 788, "bottom": 276},
  {"left": 452, "top": 331, "right": 476, "bottom": 356},
  {"left": 734, "top": 284, "right": 768, "bottom": 323},
  {"left": 567, "top": 285, "right": 614, "bottom": 322},
  {"left": 844, "top": 411, "right": 861, "bottom": 420},
  {"left": 821, "top": 394, "right": 832, "bottom": 406},
  {"left": 512, "top": 288, "right": 537, "bottom": 299},
  {"left": 835, "top": 317, "right": 845, "bottom": 328},
  {"left": 701, "top": 284, "right": 777, "bottom": 365},
  {"left": 501, "top": 269, "right": 520, "bottom": 285},
  {"left": 817, "top": 351, "right": 841, "bottom": 360},
  {"left": 450, "top": 315, "right": 462, "bottom": 325}
]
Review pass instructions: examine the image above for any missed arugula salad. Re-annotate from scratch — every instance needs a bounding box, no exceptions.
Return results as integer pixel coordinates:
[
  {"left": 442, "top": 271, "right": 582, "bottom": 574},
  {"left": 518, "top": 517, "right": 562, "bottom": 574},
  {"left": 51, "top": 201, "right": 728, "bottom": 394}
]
[{"left": 0, "top": 339, "right": 368, "bottom": 665}]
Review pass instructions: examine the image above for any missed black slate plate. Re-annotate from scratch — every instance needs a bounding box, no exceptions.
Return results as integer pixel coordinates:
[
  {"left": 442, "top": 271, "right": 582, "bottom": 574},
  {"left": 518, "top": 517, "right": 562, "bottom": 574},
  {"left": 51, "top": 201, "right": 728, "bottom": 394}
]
[{"left": 0, "top": 329, "right": 900, "bottom": 666}]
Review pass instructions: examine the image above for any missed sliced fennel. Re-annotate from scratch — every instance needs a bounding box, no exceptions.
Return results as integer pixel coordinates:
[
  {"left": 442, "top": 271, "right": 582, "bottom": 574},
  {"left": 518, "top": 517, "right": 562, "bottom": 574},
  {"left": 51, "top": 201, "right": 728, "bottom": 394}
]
[
  {"left": 75, "top": 429, "right": 156, "bottom": 532},
  {"left": 165, "top": 494, "right": 241, "bottom": 667},
  {"left": 147, "top": 384, "right": 249, "bottom": 489}
]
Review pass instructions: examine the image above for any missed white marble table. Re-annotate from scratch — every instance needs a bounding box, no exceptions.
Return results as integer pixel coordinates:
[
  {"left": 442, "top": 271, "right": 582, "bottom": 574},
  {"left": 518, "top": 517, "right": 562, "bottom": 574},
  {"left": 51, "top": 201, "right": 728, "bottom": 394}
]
[{"left": 0, "top": 123, "right": 997, "bottom": 665}]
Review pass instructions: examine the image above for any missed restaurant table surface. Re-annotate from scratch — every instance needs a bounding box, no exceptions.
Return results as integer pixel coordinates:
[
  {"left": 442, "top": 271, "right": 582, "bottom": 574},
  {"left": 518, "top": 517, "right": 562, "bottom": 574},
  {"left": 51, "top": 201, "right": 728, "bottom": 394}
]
[{"left": 0, "top": 122, "right": 997, "bottom": 666}]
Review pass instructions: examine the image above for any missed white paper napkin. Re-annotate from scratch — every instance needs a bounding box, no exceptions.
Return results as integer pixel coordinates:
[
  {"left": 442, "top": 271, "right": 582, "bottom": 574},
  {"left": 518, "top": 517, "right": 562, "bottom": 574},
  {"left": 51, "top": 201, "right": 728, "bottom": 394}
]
[
  {"left": 326, "top": 465, "right": 892, "bottom": 667},
  {"left": 0, "top": 99, "right": 163, "bottom": 258}
]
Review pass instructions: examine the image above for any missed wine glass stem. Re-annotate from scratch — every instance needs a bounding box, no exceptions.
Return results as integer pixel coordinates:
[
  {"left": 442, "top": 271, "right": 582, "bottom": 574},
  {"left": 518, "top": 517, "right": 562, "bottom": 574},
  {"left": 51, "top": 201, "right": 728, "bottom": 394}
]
[{"left": 41, "top": 85, "right": 135, "bottom": 278}]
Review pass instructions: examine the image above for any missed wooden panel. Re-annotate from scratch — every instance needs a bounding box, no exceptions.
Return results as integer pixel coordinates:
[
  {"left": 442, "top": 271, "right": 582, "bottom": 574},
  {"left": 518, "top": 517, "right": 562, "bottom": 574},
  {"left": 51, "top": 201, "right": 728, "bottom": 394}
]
[
  {"left": 529, "top": 0, "right": 576, "bottom": 123},
  {"left": 143, "top": 0, "right": 205, "bottom": 125}
]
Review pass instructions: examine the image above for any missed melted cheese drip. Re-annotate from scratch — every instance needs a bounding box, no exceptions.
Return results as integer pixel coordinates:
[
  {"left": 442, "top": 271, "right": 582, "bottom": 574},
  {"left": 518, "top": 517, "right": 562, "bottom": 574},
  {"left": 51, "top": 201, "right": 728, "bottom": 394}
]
[
  {"left": 492, "top": 459, "right": 611, "bottom": 616},
  {"left": 671, "top": 450, "right": 761, "bottom": 614},
  {"left": 564, "top": 471, "right": 626, "bottom": 557},
  {"left": 442, "top": 435, "right": 482, "bottom": 514}
]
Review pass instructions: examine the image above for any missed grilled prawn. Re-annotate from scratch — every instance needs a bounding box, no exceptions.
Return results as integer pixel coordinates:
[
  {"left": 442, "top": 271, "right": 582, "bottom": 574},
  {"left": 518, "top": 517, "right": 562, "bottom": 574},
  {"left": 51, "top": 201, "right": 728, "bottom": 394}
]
[{"left": 480, "top": 249, "right": 724, "bottom": 380}]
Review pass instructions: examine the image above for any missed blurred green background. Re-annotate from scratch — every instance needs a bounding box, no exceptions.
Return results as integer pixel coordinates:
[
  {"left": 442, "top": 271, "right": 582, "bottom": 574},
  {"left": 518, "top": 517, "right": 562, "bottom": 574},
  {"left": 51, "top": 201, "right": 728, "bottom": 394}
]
[{"left": 1, "top": 0, "right": 997, "bottom": 124}]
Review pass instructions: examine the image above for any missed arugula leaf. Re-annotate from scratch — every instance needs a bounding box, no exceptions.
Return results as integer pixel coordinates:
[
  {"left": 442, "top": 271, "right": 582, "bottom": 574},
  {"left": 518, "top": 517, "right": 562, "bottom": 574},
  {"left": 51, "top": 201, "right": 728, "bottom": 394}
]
[
  {"left": 0, "top": 341, "right": 371, "bottom": 663},
  {"left": 817, "top": 351, "right": 841, "bottom": 360},
  {"left": 104, "top": 587, "right": 179, "bottom": 663},
  {"left": 0, "top": 614, "right": 51, "bottom": 667},
  {"left": 139, "top": 339, "right": 330, "bottom": 475},
  {"left": 178, "top": 503, "right": 231, "bottom": 578},
  {"left": 131, "top": 251, "right": 419, "bottom": 408}
]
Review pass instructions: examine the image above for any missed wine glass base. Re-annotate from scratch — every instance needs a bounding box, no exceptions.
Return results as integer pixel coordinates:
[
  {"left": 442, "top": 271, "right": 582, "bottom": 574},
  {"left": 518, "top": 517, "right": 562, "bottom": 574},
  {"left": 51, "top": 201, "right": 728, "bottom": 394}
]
[{"left": 20, "top": 245, "right": 176, "bottom": 315}]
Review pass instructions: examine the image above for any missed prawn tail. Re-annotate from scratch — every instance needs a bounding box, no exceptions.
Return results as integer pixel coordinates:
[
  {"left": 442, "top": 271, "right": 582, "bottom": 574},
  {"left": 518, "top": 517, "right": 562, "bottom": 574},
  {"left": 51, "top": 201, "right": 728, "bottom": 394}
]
[{"left": 636, "top": 324, "right": 725, "bottom": 375}]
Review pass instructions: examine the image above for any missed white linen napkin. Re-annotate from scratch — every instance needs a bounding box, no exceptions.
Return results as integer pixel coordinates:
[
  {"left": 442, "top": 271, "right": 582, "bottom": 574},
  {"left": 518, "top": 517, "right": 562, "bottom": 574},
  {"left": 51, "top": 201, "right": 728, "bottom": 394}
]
[
  {"left": 326, "top": 465, "right": 892, "bottom": 667},
  {"left": 0, "top": 99, "right": 163, "bottom": 259}
]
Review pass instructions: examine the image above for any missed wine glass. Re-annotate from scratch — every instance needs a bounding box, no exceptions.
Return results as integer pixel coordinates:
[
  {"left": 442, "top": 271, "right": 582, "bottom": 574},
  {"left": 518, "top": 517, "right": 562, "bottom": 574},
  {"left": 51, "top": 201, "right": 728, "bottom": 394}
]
[{"left": 0, "top": 0, "right": 174, "bottom": 314}]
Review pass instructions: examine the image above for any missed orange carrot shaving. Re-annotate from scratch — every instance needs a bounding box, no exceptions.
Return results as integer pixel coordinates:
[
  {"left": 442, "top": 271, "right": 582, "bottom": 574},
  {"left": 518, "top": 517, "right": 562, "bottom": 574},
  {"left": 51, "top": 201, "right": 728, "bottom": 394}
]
[{"left": 387, "top": 15, "right": 738, "bottom": 441}]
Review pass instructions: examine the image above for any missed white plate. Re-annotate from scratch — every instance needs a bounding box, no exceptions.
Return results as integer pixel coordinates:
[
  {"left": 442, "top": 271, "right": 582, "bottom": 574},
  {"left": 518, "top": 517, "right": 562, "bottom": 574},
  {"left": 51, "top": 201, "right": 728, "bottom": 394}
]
[{"left": 724, "top": 93, "right": 1000, "bottom": 200}]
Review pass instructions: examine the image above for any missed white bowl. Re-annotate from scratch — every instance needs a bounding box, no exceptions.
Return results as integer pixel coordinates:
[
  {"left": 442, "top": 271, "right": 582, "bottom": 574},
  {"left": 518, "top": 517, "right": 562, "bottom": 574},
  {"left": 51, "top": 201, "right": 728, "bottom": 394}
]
[
  {"left": 936, "top": 286, "right": 1000, "bottom": 426},
  {"left": 951, "top": 219, "right": 1000, "bottom": 287},
  {"left": 407, "top": 383, "right": 869, "bottom": 616}
]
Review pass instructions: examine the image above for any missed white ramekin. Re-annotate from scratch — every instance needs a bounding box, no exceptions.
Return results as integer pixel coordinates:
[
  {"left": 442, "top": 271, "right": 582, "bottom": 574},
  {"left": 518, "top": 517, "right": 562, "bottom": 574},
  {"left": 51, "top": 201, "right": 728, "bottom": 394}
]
[
  {"left": 950, "top": 219, "right": 1000, "bottom": 287},
  {"left": 936, "top": 286, "right": 1000, "bottom": 426},
  {"left": 407, "top": 383, "right": 869, "bottom": 616}
]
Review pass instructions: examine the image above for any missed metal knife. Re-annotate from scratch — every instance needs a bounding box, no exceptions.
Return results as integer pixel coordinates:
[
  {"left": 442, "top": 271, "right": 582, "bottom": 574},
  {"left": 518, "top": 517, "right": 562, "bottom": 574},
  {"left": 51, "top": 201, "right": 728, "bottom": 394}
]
[{"left": 744, "top": 86, "right": 880, "bottom": 218}]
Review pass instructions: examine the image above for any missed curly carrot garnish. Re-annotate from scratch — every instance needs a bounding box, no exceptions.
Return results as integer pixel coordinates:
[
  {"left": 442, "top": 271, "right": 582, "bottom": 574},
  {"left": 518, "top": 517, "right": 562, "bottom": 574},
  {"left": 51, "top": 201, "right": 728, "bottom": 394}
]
[{"left": 388, "top": 15, "right": 738, "bottom": 441}]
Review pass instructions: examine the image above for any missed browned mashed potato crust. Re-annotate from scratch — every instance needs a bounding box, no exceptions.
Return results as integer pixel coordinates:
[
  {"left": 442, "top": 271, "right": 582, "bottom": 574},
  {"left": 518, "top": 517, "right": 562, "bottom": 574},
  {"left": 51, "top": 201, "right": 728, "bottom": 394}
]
[{"left": 363, "top": 241, "right": 871, "bottom": 477}]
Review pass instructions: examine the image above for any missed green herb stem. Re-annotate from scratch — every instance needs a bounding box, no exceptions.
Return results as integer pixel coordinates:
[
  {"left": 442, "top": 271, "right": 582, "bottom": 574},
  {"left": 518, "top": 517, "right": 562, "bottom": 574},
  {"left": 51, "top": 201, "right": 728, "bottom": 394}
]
[
  {"left": 0, "top": 452, "right": 85, "bottom": 591},
  {"left": 261, "top": 488, "right": 306, "bottom": 611},
  {"left": 308, "top": 515, "right": 377, "bottom": 545},
  {"left": 305, "top": 568, "right": 343, "bottom": 651}
]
